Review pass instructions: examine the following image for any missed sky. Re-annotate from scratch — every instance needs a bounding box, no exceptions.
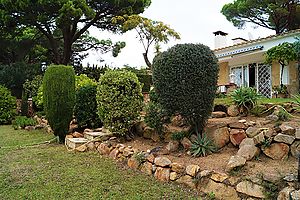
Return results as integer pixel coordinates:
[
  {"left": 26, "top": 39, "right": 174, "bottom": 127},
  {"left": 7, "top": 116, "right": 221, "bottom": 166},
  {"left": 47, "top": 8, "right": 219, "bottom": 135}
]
[{"left": 83, "top": 0, "right": 275, "bottom": 68}]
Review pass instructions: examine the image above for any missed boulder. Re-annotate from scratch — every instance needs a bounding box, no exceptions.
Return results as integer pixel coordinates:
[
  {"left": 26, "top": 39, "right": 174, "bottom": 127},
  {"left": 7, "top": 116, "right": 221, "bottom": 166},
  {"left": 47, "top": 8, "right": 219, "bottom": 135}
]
[
  {"left": 227, "top": 105, "right": 239, "bottom": 117},
  {"left": 246, "top": 127, "right": 264, "bottom": 138},
  {"left": 123, "top": 147, "right": 134, "bottom": 157},
  {"left": 290, "top": 141, "right": 300, "bottom": 158},
  {"left": 211, "top": 111, "right": 227, "bottom": 118},
  {"left": 274, "top": 133, "right": 295, "bottom": 145},
  {"left": 230, "top": 129, "right": 247, "bottom": 146},
  {"left": 201, "top": 180, "right": 239, "bottom": 200},
  {"left": 186, "top": 164, "right": 200, "bottom": 177},
  {"left": 263, "top": 143, "right": 289, "bottom": 160},
  {"left": 205, "top": 125, "right": 230, "bottom": 149},
  {"left": 237, "top": 145, "right": 260, "bottom": 161},
  {"left": 176, "top": 175, "right": 196, "bottom": 189},
  {"left": 289, "top": 190, "right": 300, "bottom": 200},
  {"left": 295, "top": 129, "right": 300, "bottom": 139},
  {"left": 171, "top": 163, "right": 185, "bottom": 173},
  {"left": 140, "top": 162, "right": 153, "bottom": 176},
  {"left": 226, "top": 155, "right": 246, "bottom": 172},
  {"left": 266, "top": 114, "right": 279, "bottom": 121},
  {"left": 72, "top": 132, "right": 84, "bottom": 138},
  {"left": 199, "top": 170, "right": 212, "bottom": 178},
  {"left": 109, "top": 149, "right": 119, "bottom": 159},
  {"left": 75, "top": 144, "right": 87, "bottom": 152},
  {"left": 277, "top": 187, "right": 295, "bottom": 200},
  {"left": 154, "top": 157, "right": 172, "bottom": 167},
  {"left": 236, "top": 181, "right": 265, "bottom": 198},
  {"left": 143, "top": 127, "right": 155, "bottom": 139},
  {"left": 181, "top": 137, "right": 192, "bottom": 150},
  {"left": 280, "top": 124, "right": 296, "bottom": 136},
  {"left": 127, "top": 157, "right": 140, "bottom": 170},
  {"left": 166, "top": 140, "right": 179, "bottom": 153},
  {"left": 146, "top": 154, "right": 155, "bottom": 163},
  {"left": 229, "top": 122, "right": 247, "bottom": 129},
  {"left": 239, "top": 138, "right": 255, "bottom": 148},
  {"left": 170, "top": 172, "right": 179, "bottom": 181},
  {"left": 86, "top": 142, "right": 95, "bottom": 151},
  {"left": 253, "top": 132, "right": 265, "bottom": 145},
  {"left": 154, "top": 167, "right": 170, "bottom": 182},
  {"left": 98, "top": 143, "right": 111, "bottom": 155}
]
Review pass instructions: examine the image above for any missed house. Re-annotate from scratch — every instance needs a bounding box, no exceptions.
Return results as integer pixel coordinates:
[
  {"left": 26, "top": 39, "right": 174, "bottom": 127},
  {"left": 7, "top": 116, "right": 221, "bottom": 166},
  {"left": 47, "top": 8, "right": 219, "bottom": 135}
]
[{"left": 214, "top": 29, "right": 300, "bottom": 98}]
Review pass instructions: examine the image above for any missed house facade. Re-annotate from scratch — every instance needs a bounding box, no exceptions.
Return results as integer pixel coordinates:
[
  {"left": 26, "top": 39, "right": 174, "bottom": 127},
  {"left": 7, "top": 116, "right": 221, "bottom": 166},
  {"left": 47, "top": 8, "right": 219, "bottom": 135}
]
[{"left": 214, "top": 29, "right": 300, "bottom": 98}]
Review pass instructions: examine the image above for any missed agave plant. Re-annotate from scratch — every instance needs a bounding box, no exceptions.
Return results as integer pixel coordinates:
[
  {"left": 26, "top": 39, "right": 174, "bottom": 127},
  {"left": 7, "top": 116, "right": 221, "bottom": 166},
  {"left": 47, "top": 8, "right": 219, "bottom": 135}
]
[{"left": 191, "top": 134, "right": 216, "bottom": 157}]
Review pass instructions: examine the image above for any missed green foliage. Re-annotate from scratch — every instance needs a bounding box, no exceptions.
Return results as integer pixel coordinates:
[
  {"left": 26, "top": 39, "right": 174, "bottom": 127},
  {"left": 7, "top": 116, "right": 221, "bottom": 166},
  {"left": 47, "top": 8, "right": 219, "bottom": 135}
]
[
  {"left": 221, "top": 0, "right": 300, "bottom": 33},
  {"left": 113, "top": 15, "right": 180, "bottom": 69},
  {"left": 294, "top": 37, "right": 300, "bottom": 61},
  {"left": 153, "top": 43, "right": 219, "bottom": 135},
  {"left": 74, "top": 64, "right": 109, "bottom": 81},
  {"left": 277, "top": 107, "right": 291, "bottom": 121},
  {"left": 292, "top": 94, "right": 300, "bottom": 110},
  {"left": 171, "top": 131, "right": 188, "bottom": 141},
  {"left": 74, "top": 84, "right": 102, "bottom": 129},
  {"left": 262, "top": 181, "right": 279, "bottom": 200},
  {"left": 21, "top": 92, "right": 29, "bottom": 117},
  {"left": 43, "top": 65, "right": 75, "bottom": 142},
  {"left": 250, "top": 105, "right": 267, "bottom": 117},
  {"left": 34, "top": 85, "right": 44, "bottom": 109},
  {"left": 0, "top": 85, "right": 16, "bottom": 124},
  {"left": 132, "top": 152, "right": 146, "bottom": 165},
  {"left": 261, "top": 137, "right": 272, "bottom": 149},
  {"left": 123, "top": 66, "right": 152, "bottom": 92},
  {"left": 97, "top": 70, "right": 143, "bottom": 136},
  {"left": 231, "top": 87, "right": 261, "bottom": 115},
  {"left": 191, "top": 134, "right": 216, "bottom": 157},
  {"left": 12, "top": 116, "right": 37, "bottom": 130},
  {"left": 23, "top": 75, "right": 43, "bottom": 98},
  {"left": 75, "top": 74, "right": 97, "bottom": 91}
]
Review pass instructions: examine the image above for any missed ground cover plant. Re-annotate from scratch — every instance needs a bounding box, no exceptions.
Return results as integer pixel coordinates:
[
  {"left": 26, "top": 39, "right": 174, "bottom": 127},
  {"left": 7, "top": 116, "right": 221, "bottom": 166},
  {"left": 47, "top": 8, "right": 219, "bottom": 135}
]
[
  {"left": 0, "top": 125, "right": 199, "bottom": 199},
  {"left": 0, "top": 85, "right": 16, "bottom": 124}
]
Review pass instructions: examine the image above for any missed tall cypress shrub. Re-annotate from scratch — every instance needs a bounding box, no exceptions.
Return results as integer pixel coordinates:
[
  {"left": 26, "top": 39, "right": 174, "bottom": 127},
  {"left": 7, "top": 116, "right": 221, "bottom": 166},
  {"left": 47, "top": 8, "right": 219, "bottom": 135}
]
[
  {"left": 152, "top": 43, "right": 219, "bottom": 135},
  {"left": 43, "top": 65, "right": 75, "bottom": 142}
]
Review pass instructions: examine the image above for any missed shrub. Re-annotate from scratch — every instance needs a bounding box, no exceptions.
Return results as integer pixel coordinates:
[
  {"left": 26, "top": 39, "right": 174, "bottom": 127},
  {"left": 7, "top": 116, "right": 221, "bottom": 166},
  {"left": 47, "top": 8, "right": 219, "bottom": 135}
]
[
  {"left": 12, "top": 116, "right": 37, "bottom": 130},
  {"left": 97, "top": 70, "right": 143, "bottom": 136},
  {"left": 43, "top": 65, "right": 75, "bottom": 142},
  {"left": 171, "top": 131, "right": 188, "bottom": 141},
  {"left": 152, "top": 43, "right": 219, "bottom": 135},
  {"left": 230, "top": 87, "right": 261, "bottom": 115},
  {"left": 144, "top": 89, "right": 167, "bottom": 136},
  {"left": 23, "top": 75, "right": 43, "bottom": 98},
  {"left": 0, "top": 85, "right": 16, "bottom": 124},
  {"left": 75, "top": 74, "right": 97, "bottom": 90},
  {"left": 191, "top": 134, "right": 216, "bottom": 157},
  {"left": 74, "top": 84, "right": 102, "bottom": 129},
  {"left": 33, "top": 85, "right": 44, "bottom": 109}
]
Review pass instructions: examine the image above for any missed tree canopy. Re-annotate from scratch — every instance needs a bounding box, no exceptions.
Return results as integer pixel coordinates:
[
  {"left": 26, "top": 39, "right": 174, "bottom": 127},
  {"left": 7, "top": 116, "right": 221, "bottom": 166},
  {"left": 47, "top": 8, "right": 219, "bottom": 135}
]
[
  {"left": 221, "top": 0, "right": 300, "bottom": 34},
  {"left": 113, "top": 15, "right": 180, "bottom": 70},
  {"left": 0, "top": 0, "right": 151, "bottom": 65}
]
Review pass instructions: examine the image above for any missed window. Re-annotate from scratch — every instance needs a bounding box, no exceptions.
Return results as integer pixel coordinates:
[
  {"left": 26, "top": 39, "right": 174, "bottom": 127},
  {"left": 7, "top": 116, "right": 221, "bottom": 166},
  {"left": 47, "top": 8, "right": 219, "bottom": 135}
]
[{"left": 280, "top": 65, "right": 289, "bottom": 85}]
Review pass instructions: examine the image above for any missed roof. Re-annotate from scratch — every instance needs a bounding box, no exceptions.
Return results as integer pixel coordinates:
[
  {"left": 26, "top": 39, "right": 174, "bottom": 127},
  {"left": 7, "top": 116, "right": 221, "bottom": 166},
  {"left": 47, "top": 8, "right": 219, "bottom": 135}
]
[{"left": 214, "top": 29, "right": 300, "bottom": 52}]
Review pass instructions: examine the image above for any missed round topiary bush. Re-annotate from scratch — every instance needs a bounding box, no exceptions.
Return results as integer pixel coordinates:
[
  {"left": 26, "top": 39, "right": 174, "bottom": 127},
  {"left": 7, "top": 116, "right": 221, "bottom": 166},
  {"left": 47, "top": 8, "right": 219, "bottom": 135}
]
[
  {"left": 43, "top": 65, "right": 75, "bottom": 142},
  {"left": 97, "top": 70, "right": 143, "bottom": 136},
  {"left": 0, "top": 85, "right": 16, "bottom": 124},
  {"left": 152, "top": 43, "right": 219, "bottom": 135}
]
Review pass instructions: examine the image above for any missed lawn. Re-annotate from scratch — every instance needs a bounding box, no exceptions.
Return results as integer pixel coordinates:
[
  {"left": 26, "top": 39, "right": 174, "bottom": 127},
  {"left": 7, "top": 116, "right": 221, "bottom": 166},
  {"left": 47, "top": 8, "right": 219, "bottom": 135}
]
[
  {"left": 214, "top": 97, "right": 293, "bottom": 106},
  {"left": 0, "top": 126, "right": 199, "bottom": 200}
]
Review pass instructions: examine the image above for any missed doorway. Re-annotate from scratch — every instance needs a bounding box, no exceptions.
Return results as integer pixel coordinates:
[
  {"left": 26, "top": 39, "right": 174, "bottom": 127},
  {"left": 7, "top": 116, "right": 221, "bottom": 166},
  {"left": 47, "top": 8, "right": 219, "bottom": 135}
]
[{"left": 249, "top": 63, "right": 256, "bottom": 88}]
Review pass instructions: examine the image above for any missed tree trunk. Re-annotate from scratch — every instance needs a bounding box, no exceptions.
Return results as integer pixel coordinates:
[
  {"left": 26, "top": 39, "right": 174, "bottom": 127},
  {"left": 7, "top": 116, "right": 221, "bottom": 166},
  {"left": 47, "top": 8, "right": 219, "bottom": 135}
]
[{"left": 143, "top": 52, "right": 152, "bottom": 71}]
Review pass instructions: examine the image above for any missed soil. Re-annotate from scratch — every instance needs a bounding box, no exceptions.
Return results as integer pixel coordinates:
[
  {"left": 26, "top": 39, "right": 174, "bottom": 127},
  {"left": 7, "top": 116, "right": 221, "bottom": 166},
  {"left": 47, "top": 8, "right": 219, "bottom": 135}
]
[{"left": 125, "top": 116, "right": 300, "bottom": 178}]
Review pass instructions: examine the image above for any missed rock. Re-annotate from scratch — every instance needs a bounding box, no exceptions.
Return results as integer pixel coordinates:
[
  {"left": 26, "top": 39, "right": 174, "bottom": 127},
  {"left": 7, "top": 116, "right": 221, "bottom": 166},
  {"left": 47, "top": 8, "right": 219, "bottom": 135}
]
[
  {"left": 239, "top": 138, "right": 255, "bottom": 148},
  {"left": 84, "top": 128, "right": 93, "bottom": 133},
  {"left": 238, "top": 119, "right": 247, "bottom": 123},
  {"left": 146, "top": 154, "right": 155, "bottom": 163},
  {"left": 266, "top": 114, "right": 279, "bottom": 121},
  {"left": 171, "top": 163, "right": 185, "bottom": 173},
  {"left": 127, "top": 157, "right": 140, "bottom": 170},
  {"left": 210, "top": 172, "right": 228, "bottom": 182},
  {"left": 171, "top": 115, "right": 185, "bottom": 126},
  {"left": 35, "top": 124, "right": 45, "bottom": 129},
  {"left": 291, "top": 141, "right": 300, "bottom": 158},
  {"left": 98, "top": 143, "right": 111, "bottom": 155},
  {"left": 283, "top": 174, "right": 297, "bottom": 182},
  {"left": 290, "top": 190, "right": 300, "bottom": 200},
  {"left": 253, "top": 132, "right": 265, "bottom": 145},
  {"left": 86, "top": 142, "right": 95, "bottom": 151},
  {"left": 176, "top": 175, "right": 196, "bottom": 189},
  {"left": 75, "top": 144, "right": 88, "bottom": 152},
  {"left": 202, "top": 180, "right": 239, "bottom": 200},
  {"left": 263, "top": 172, "right": 282, "bottom": 183},
  {"left": 66, "top": 134, "right": 73, "bottom": 139},
  {"left": 154, "top": 157, "right": 172, "bottom": 167},
  {"left": 237, "top": 145, "right": 260, "bottom": 161},
  {"left": 151, "top": 132, "right": 160, "bottom": 142},
  {"left": 274, "top": 134, "right": 295, "bottom": 145},
  {"left": 140, "top": 162, "right": 153, "bottom": 176},
  {"left": 123, "top": 147, "right": 134, "bottom": 157},
  {"left": 186, "top": 164, "right": 200, "bottom": 177},
  {"left": 263, "top": 143, "right": 289, "bottom": 160},
  {"left": 109, "top": 149, "right": 119, "bottom": 159},
  {"left": 211, "top": 111, "right": 227, "bottom": 118},
  {"left": 72, "top": 132, "right": 84, "bottom": 138},
  {"left": 200, "top": 170, "right": 212, "bottom": 177},
  {"left": 25, "top": 126, "right": 35, "bottom": 131},
  {"left": 236, "top": 181, "right": 265, "bottom": 199},
  {"left": 230, "top": 129, "right": 247, "bottom": 146},
  {"left": 228, "top": 105, "right": 239, "bottom": 117},
  {"left": 181, "top": 137, "right": 192, "bottom": 150},
  {"left": 280, "top": 124, "right": 296, "bottom": 136},
  {"left": 205, "top": 125, "right": 230, "bottom": 149},
  {"left": 154, "top": 167, "right": 170, "bottom": 182},
  {"left": 135, "top": 121, "right": 146, "bottom": 135},
  {"left": 166, "top": 140, "right": 179, "bottom": 153},
  {"left": 226, "top": 155, "right": 246, "bottom": 172},
  {"left": 246, "top": 127, "right": 264, "bottom": 138},
  {"left": 229, "top": 122, "right": 247, "bottom": 129},
  {"left": 170, "top": 172, "right": 179, "bottom": 181}
]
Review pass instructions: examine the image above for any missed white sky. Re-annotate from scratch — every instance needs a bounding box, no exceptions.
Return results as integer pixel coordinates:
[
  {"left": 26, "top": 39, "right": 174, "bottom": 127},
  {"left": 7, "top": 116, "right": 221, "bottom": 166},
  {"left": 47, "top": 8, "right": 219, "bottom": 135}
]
[{"left": 83, "top": 0, "right": 275, "bottom": 68}]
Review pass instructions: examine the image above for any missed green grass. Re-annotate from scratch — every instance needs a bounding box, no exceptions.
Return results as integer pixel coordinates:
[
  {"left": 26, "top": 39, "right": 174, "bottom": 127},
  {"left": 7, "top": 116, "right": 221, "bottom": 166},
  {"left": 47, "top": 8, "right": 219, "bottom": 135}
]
[
  {"left": 0, "top": 126, "right": 199, "bottom": 200},
  {"left": 214, "top": 97, "right": 292, "bottom": 106}
]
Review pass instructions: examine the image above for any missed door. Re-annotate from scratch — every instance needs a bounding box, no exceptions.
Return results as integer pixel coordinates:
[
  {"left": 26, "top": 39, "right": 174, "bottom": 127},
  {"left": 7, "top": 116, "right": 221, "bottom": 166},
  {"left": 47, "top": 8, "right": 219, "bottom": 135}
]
[{"left": 257, "top": 64, "right": 272, "bottom": 98}]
